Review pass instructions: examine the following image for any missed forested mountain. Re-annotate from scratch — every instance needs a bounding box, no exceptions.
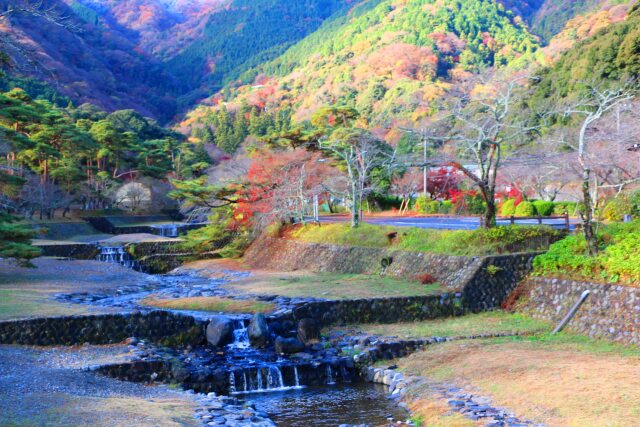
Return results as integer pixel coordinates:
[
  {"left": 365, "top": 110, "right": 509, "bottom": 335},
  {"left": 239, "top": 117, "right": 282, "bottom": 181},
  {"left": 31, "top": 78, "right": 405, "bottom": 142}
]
[
  {"left": 0, "top": 0, "right": 180, "bottom": 122},
  {"left": 181, "top": 0, "right": 541, "bottom": 146},
  {"left": 529, "top": 2, "right": 640, "bottom": 109},
  {"left": 0, "top": 0, "right": 635, "bottom": 128}
]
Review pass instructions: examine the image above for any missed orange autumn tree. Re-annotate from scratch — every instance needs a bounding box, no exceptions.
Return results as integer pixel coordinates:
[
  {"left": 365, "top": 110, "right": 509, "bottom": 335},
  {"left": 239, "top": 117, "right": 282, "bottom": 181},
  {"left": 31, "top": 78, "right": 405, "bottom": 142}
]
[{"left": 232, "top": 148, "right": 338, "bottom": 229}]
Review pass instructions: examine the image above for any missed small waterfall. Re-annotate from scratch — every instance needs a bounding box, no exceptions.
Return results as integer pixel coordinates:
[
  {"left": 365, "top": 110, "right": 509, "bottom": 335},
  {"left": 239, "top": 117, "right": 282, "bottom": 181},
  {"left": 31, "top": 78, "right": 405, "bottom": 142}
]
[
  {"left": 150, "top": 224, "right": 181, "bottom": 238},
  {"left": 229, "top": 371, "right": 237, "bottom": 393},
  {"left": 340, "top": 364, "right": 350, "bottom": 383},
  {"left": 231, "top": 365, "right": 301, "bottom": 394},
  {"left": 257, "top": 368, "right": 263, "bottom": 390},
  {"left": 326, "top": 365, "right": 335, "bottom": 385},
  {"left": 95, "top": 246, "right": 141, "bottom": 271},
  {"left": 294, "top": 366, "right": 300, "bottom": 387},
  {"left": 227, "top": 320, "right": 250, "bottom": 349}
]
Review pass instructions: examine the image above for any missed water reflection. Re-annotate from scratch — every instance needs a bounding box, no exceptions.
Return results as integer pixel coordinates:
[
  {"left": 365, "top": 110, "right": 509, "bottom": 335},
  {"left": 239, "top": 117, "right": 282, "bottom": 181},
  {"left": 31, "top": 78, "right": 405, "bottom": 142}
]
[{"left": 248, "top": 383, "right": 407, "bottom": 427}]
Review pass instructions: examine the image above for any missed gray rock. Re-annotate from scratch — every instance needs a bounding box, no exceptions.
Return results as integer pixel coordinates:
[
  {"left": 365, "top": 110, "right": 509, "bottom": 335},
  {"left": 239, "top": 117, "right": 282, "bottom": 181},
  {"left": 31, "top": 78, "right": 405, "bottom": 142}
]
[
  {"left": 297, "top": 318, "right": 320, "bottom": 343},
  {"left": 248, "top": 313, "right": 270, "bottom": 348},
  {"left": 206, "top": 316, "right": 234, "bottom": 347},
  {"left": 274, "top": 336, "right": 305, "bottom": 354}
]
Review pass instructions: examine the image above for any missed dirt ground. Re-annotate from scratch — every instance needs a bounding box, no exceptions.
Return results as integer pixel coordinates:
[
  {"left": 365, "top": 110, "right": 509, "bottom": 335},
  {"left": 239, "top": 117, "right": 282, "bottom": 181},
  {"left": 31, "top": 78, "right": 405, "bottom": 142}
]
[
  {"left": 396, "top": 337, "right": 640, "bottom": 427},
  {"left": 0, "top": 258, "right": 153, "bottom": 320},
  {"left": 0, "top": 344, "right": 198, "bottom": 427}
]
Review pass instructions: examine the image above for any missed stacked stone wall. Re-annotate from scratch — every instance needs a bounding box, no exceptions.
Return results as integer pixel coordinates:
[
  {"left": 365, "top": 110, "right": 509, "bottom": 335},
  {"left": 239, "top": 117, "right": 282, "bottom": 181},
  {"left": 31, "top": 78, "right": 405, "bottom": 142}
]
[{"left": 521, "top": 277, "right": 640, "bottom": 344}]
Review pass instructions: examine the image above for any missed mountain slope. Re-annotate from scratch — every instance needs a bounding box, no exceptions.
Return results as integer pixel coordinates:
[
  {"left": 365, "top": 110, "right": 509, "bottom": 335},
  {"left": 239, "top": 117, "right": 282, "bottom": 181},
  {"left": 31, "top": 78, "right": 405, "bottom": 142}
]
[
  {"left": 184, "top": 0, "right": 540, "bottom": 134},
  {"left": 164, "top": 0, "right": 354, "bottom": 107},
  {"left": 0, "top": 0, "right": 179, "bottom": 121},
  {"left": 529, "top": 3, "right": 640, "bottom": 108}
]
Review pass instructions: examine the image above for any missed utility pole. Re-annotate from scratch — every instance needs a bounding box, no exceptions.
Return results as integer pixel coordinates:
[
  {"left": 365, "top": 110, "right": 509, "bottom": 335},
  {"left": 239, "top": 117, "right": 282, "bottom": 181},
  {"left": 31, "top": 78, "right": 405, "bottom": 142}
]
[
  {"left": 422, "top": 129, "right": 428, "bottom": 198},
  {"left": 399, "top": 126, "right": 431, "bottom": 198}
]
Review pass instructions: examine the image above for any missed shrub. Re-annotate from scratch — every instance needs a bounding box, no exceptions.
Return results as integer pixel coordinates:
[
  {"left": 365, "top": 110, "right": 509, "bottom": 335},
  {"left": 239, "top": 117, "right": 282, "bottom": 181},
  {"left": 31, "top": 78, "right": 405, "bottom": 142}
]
[
  {"left": 602, "top": 232, "right": 640, "bottom": 283},
  {"left": 464, "top": 193, "right": 486, "bottom": 214},
  {"left": 438, "top": 200, "right": 453, "bottom": 214},
  {"left": 631, "top": 190, "right": 640, "bottom": 216},
  {"left": 414, "top": 195, "right": 429, "bottom": 214},
  {"left": 417, "top": 273, "right": 437, "bottom": 284},
  {"left": 514, "top": 201, "right": 535, "bottom": 217},
  {"left": 553, "top": 201, "right": 584, "bottom": 216},
  {"left": 532, "top": 200, "right": 554, "bottom": 216},
  {"left": 534, "top": 221, "right": 640, "bottom": 285},
  {"left": 602, "top": 195, "right": 633, "bottom": 221},
  {"left": 500, "top": 199, "right": 516, "bottom": 216}
]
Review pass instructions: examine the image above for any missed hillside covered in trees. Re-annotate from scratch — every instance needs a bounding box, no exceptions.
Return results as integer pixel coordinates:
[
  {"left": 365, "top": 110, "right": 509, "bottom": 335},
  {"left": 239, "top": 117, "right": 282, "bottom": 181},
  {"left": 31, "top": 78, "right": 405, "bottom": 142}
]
[{"left": 1, "top": 0, "right": 632, "bottom": 125}]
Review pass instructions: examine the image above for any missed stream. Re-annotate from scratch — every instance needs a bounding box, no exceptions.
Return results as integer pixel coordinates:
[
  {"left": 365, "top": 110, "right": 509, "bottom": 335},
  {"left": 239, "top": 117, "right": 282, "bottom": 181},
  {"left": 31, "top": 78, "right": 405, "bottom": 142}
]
[
  {"left": 57, "top": 247, "right": 411, "bottom": 426},
  {"left": 248, "top": 383, "right": 406, "bottom": 427}
]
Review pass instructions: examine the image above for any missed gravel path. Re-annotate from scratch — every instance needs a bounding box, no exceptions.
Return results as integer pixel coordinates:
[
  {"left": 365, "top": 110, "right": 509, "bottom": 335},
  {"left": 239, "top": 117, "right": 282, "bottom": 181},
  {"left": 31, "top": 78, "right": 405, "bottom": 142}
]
[{"left": 0, "top": 344, "right": 199, "bottom": 427}]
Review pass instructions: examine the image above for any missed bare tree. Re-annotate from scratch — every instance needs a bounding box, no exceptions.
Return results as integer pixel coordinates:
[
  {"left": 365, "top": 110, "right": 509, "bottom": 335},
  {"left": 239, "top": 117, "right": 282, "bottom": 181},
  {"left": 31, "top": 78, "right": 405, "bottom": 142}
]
[
  {"left": 563, "top": 82, "right": 637, "bottom": 255},
  {"left": 320, "top": 128, "right": 396, "bottom": 227},
  {"left": 437, "top": 76, "right": 543, "bottom": 227}
]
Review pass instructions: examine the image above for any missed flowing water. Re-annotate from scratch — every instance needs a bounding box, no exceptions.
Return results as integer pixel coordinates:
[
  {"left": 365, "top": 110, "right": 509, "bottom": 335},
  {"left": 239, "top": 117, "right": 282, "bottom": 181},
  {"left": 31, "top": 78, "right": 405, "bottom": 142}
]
[
  {"left": 247, "top": 383, "right": 408, "bottom": 427},
  {"left": 150, "top": 223, "right": 181, "bottom": 237},
  {"left": 95, "top": 246, "right": 142, "bottom": 271},
  {"left": 56, "top": 259, "right": 408, "bottom": 425}
]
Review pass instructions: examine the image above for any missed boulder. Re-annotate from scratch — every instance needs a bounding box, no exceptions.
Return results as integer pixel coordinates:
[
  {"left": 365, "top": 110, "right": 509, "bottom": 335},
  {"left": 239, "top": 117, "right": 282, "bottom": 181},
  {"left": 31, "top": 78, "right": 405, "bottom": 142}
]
[
  {"left": 297, "top": 318, "right": 320, "bottom": 344},
  {"left": 248, "top": 313, "right": 270, "bottom": 348},
  {"left": 206, "top": 316, "right": 233, "bottom": 347},
  {"left": 274, "top": 336, "right": 305, "bottom": 355}
]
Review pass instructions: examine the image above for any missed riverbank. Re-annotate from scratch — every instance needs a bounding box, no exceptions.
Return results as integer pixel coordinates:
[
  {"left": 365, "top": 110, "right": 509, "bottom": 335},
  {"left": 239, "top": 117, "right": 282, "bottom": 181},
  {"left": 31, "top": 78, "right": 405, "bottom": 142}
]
[
  {"left": 328, "top": 313, "right": 640, "bottom": 426},
  {"left": 0, "top": 344, "right": 200, "bottom": 426},
  {"left": 0, "top": 258, "right": 151, "bottom": 320}
]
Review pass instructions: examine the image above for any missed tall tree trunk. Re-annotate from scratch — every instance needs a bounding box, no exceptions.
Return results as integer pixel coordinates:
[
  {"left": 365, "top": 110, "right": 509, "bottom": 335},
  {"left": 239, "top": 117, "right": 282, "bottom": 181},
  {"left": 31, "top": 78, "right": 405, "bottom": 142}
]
[
  {"left": 581, "top": 168, "right": 598, "bottom": 255},
  {"left": 351, "top": 183, "right": 359, "bottom": 228},
  {"left": 480, "top": 185, "right": 497, "bottom": 228}
]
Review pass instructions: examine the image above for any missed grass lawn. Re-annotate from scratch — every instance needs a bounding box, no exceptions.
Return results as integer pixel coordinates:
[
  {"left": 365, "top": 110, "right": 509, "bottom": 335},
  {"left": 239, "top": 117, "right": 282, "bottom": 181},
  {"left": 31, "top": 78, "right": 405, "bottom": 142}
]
[
  {"left": 0, "top": 258, "right": 147, "bottom": 320},
  {"left": 0, "top": 289, "right": 92, "bottom": 320},
  {"left": 330, "top": 311, "right": 550, "bottom": 338},
  {"left": 394, "top": 328, "right": 640, "bottom": 426},
  {"left": 289, "top": 223, "right": 562, "bottom": 256},
  {"left": 225, "top": 271, "right": 441, "bottom": 299},
  {"left": 141, "top": 296, "right": 275, "bottom": 314}
]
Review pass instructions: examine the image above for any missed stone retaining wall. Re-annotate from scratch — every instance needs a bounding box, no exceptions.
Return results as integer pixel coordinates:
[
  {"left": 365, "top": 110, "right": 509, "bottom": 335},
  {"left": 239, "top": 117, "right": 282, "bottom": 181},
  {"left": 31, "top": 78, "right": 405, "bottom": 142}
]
[
  {"left": 520, "top": 277, "right": 640, "bottom": 344},
  {"left": 247, "top": 237, "right": 539, "bottom": 312},
  {"left": 34, "top": 242, "right": 99, "bottom": 259},
  {"left": 245, "top": 237, "right": 481, "bottom": 287},
  {"left": 0, "top": 311, "right": 206, "bottom": 346},
  {"left": 288, "top": 294, "right": 464, "bottom": 326}
]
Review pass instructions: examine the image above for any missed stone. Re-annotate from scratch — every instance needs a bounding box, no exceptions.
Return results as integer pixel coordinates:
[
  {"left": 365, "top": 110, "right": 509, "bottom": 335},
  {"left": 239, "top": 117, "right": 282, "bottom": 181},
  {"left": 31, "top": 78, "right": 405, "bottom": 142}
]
[
  {"left": 297, "top": 318, "right": 320, "bottom": 343},
  {"left": 274, "top": 336, "right": 305, "bottom": 354},
  {"left": 248, "top": 313, "right": 270, "bottom": 348},
  {"left": 206, "top": 316, "right": 234, "bottom": 348}
]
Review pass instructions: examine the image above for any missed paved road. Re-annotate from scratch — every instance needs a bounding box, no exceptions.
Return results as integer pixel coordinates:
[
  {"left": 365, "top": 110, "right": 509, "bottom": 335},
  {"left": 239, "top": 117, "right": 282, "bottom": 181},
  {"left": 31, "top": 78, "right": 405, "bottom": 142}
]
[{"left": 315, "top": 215, "right": 580, "bottom": 230}]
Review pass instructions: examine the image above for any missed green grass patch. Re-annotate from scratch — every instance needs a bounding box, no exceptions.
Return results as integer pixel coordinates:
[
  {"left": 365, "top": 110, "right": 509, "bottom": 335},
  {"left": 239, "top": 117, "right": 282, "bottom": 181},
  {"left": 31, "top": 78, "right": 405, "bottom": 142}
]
[
  {"left": 534, "top": 220, "right": 640, "bottom": 285},
  {"left": 488, "top": 330, "right": 640, "bottom": 357},
  {"left": 226, "top": 272, "right": 441, "bottom": 299},
  {"left": 291, "top": 223, "right": 563, "bottom": 256},
  {"left": 141, "top": 296, "right": 275, "bottom": 314},
  {"left": 333, "top": 311, "right": 550, "bottom": 338},
  {"left": 0, "top": 289, "right": 89, "bottom": 320}
]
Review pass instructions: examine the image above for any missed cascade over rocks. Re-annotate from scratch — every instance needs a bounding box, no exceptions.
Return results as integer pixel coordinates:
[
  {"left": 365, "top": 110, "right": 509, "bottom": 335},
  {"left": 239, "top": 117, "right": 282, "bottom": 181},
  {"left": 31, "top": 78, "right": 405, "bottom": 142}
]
[
  {"left": 275, "top": 336, "right": 305, "bottom": 355},
  {"left": 297, "top": 318, "right": 320, "bottom": 344},
  {"left": 248, "top": 313, "right": 270, "bottom": 348},
  {"left": 206, "top": 316, "right": 234, "bottom": 348}
]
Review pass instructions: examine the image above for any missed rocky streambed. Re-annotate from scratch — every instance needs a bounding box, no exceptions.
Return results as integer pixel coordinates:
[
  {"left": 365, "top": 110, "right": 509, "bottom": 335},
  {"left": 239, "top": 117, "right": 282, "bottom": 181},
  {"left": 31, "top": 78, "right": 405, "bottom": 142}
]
[{"left": 9, "top": 260, "right": 413, "bottom": 427}]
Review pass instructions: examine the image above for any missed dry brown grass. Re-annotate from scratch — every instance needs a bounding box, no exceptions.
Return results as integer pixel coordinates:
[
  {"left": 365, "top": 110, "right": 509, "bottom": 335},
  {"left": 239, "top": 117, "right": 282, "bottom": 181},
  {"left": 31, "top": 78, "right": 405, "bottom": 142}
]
[
  {"left": 141, "top": 296, "right": 275, "bottom": 314},
  {"left": 408, "top": 393, "right": 480, "bottom": 427},
  {"left": 398, "top": 339, "right": 640, "bottom": 427},
  {"left": 183, "top": 259, "right": 439, "bottom": 299}
]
